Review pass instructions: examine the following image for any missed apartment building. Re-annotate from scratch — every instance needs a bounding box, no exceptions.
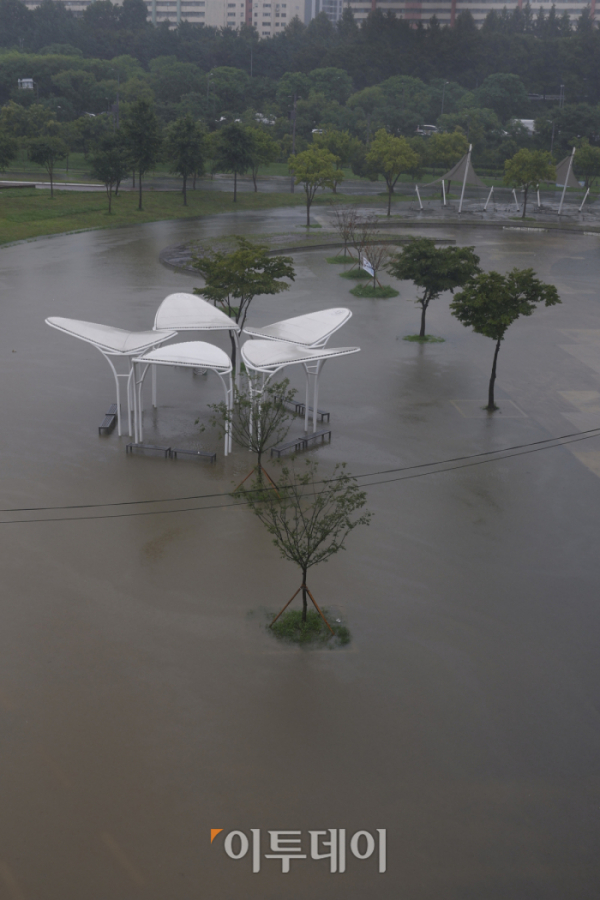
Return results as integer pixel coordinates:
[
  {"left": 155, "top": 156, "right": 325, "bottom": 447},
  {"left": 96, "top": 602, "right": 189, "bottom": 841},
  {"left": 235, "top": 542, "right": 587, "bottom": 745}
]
[{"left": 346, "top": 0, "right": 595, "bottom": 28}]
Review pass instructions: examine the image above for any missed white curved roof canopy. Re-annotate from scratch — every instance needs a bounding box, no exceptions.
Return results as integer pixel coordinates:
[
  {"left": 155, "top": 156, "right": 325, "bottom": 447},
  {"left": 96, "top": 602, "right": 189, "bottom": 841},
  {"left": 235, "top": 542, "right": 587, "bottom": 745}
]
[
  {"left": 135, "top": 340, "right": 232, "bottom": 372},
  {"left": 241, "top": 339, "right": 360, "bottom": 373},
  {"left": 154, "top": 293, "right": 240, "bottom": 332},
  {"left": 46, "top": 317, "right": 176, "bottom": 355},
  {"left": 243, "top": 308, "right": 351, "bottom": 347}
]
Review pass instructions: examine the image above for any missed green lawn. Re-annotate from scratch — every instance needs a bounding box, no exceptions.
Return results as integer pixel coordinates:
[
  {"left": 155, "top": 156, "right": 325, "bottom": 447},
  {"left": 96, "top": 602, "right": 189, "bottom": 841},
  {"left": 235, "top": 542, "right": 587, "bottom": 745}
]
[{"left": 0, "top": 187, "right": 387, "bottom": 246}]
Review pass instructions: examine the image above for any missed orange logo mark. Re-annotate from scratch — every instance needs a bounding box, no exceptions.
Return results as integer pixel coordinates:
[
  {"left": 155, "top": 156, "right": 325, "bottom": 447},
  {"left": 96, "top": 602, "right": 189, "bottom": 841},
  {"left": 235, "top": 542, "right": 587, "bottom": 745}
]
[{"left": 210, "top": 829, "right": 223, "bottom": 844}]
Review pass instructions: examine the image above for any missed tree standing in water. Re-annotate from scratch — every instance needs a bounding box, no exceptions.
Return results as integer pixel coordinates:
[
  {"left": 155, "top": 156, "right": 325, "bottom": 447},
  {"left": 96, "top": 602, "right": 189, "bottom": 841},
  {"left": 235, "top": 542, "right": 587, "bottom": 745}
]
[{"left": 450, "top": 268, "right": 560, "bottom": 411}]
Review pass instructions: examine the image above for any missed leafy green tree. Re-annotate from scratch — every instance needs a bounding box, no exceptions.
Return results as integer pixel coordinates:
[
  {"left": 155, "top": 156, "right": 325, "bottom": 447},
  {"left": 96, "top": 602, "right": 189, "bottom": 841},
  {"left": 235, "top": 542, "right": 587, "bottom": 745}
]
[
  {"left": 426, "top": 130, "right": 469, "bottom": 170},
  {"left": 276, "top": 71, "right": 311, "bottom": 115},
  {"left": 307, "top": 67, "right": 353, "bottom": 104},
  {"left": 0, "top": 130, "right": 17, "bottom": 171},
  {"left": 149, "top": 57, "right": 204, "bottom": 104},
  {"left": 450, "top": 269, "right": 561, "bottom": 411},
  {"left": 122, "top": 99, "right": 161, "bottom": 211},
  {"left": 313, "top": 128, "right": 361, "bottom": 170},
  {"left": 210, "top": 122, "right": 253, "bottom": 202},
  {"left": 387, "top": 238, "right": 481, "bottom": 338},
  {"left": 288, "top": 146, "right": 343, "bottom": 226},
  {"left": 366, "top": 129, "right": 419, "bottom": 216},
  {"left": 474, "top": 73, "right": 530, "bottom": 124},
  {"left": 28, "top": 134, "right": 68, "bottom": 198},
  {"left": 89, "top": 132, "right": 130, "bottom": 213},
  {"left": 241, "top": 459, "right": 371, "bottom": 626},
  {"left": 574, "top": 139, "right": 600, "bottom": 189},
  {"left": 192, "top": 237, "right": 295, "bottom": 370},
  {"left": 162, "top": 114, "right": 205, "bottom": 205},
  {"left": 504, "top": 148, "right": 555, "bottom": 218},
  {"left": 246, "top": 126, "right": 279, "bottom": 191}
]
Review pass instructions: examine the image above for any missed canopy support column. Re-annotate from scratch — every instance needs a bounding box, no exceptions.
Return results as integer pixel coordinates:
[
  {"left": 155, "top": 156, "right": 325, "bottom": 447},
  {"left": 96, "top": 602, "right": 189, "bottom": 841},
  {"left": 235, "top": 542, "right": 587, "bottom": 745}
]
[
  {"left": 458, "top": 144, "right": 471, "bottom": 214},
  {"left": 558, "top": 146, "right": 576, "bottom": 215},
  {"left": 415, "top": 185, "right": 423, "bottom": 210},
  {"left": 484, "top": 186, "right": 494, "bottom": 211},
  {"left": 579, "top": 187, "right": 590, "bottom": 212},
  {"left": 513, "top": 189, "right": 519, "bottom": 211},
  {"left": 442, "top": 180, "right": 446, "bottom": 207}
]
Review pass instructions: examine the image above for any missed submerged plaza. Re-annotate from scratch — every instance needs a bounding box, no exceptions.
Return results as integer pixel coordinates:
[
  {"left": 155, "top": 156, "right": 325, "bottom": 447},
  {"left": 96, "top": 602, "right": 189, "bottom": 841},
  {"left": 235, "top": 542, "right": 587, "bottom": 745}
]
[{"left": 0, "top": 199, "right": 599, "bottom": 897}]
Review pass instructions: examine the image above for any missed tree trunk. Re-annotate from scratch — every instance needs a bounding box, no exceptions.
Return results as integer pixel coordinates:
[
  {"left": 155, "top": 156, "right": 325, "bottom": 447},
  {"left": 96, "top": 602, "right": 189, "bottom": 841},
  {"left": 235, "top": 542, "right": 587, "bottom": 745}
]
[
  {"left": 419, "top": 300, "right": 428, "bottom": 337},
  {"left": 522, "top": 185, "right": 528, "bottom": 219},
  {"left": 229, "top": 330, "right": 237, "bottom": 379},
  {"left": 306, "top": 197, "right": 311, "bottom": 227},
  {"left": 138, "top": 171, "right": 143, "bottom": 211},
  {"left": 49, "top": 163, "right": 54, "bottom": 199},
  {"left": 301, "top": 568, "right": 308, "bottom": 622},
  {"left": 107, "top": 185, "right": 112, "bottom": 214},
  {"left": 193, "top": 170, "right": 197, "bottom": 190},
  {"left": 487, "top": 338, "right": 501, "bottom": 411},
  {"left": 387, "top": 186, "right": 392, "bottom": 216},
  {"left": 182, "top": 174, "right": 187, "bottom": 207},
  {"left": 252, "top": 169, "right": 257, "bottom": 192},
  {"left": 233, "top": 170, "right": 237, "bottom": 202},
  {"left": 132, "top": 170, "right": 135, "bottom": 188}
]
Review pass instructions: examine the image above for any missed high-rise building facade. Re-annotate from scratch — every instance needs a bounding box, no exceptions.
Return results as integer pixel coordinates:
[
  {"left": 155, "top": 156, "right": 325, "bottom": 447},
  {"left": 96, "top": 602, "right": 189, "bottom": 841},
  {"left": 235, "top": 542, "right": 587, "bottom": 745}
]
[{"left": 346, "top": 0, "right": 596, "bottom": 28}]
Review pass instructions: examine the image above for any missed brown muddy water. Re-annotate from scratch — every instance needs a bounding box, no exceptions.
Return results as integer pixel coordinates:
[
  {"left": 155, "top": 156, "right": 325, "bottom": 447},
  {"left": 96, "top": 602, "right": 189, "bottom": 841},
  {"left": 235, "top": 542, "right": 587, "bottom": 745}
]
[{"left": 0, "top": 206, "right": 600, "bottom": 899}]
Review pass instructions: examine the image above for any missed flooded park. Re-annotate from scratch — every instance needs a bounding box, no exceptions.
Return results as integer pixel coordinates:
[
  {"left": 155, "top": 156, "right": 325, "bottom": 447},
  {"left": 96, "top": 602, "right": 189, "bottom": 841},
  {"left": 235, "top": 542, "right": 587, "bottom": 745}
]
[{"left": 1, "top": 204, "right": 600, "bottom": 899}]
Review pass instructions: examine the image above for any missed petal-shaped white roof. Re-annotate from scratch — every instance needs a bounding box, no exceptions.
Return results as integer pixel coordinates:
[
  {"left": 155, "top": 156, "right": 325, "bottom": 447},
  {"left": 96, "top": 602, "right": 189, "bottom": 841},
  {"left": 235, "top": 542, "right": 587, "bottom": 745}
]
[
  {"left": 154, "top": 293, "right": 240, "bottom": 332},
  {"left": 135, "top": 341, "right": 232, "bottom": 372},
  {"left": 241, "top": 339, "right": 359, "bottom": 371},
  {"left": 243, "top": 308, "right": 352, "bottom": 346},
  {"left": 46, "top": 317, "right": 176, "bottom": 355}
]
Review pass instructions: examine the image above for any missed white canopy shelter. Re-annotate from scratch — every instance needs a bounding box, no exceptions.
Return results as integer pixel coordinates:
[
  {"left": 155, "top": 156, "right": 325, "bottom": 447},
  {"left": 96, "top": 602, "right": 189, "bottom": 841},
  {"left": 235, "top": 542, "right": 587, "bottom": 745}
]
[
  {"left": 152, "top": 291, "right": 241, "bottom": 402},
  {"left": 241, "top": 339, "right": 360, "bottom": 434},
  {"left": 45, "top": 317, "right": 177, "bottom": 436},
  {"left": 131, "top": 341, "right": 233, "bottom": 454},
  {"left": 243, "top": 308, "right": 352, "bottom": 348},
  {"left": 416, "top": 145, "right": 491, "bottom": 212}
]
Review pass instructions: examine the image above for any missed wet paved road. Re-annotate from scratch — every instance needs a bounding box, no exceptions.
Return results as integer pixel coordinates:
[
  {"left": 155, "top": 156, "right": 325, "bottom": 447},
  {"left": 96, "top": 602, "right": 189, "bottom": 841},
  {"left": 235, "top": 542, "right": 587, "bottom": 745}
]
[{"left": 1, "top": 205, "right": 600, "bottom": 899}]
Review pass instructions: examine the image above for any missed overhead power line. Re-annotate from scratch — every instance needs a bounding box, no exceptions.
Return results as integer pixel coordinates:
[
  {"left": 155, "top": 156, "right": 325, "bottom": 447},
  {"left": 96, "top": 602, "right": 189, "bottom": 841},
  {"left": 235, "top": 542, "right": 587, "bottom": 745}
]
[{"left": 0, "top": 426, "right": 598, "bottom": 525}]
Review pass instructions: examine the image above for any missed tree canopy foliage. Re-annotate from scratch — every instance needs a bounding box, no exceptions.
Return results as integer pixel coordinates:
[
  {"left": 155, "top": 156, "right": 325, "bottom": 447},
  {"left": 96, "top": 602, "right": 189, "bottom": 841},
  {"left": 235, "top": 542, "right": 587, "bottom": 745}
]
[{"left": 450, "top": 268, "right": 561, "bottom": 409}]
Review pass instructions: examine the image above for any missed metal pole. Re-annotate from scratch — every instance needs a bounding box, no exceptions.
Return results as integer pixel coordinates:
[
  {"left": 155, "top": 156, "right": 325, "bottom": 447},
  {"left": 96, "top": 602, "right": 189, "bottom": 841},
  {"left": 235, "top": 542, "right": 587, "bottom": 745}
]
[
  {"left": 484, "top": 186, "right": 493, "bottom": 211},
  {"left": 290, "top": 93, "right": 297, "bottom": 194},
  {"left": 415, "top": 184, "right": 423, "bottom": 210},
  {"left": 558, "top": 146, "right": 575, "bottom": 215},
  {"left": 513, "top": 189, "right": 519, "bottom": 210},
  {"left": 442, "top": 180, "right": 446, "bottom": 206},
  {"left": 579, "top": 187, "right": 590, "bottom": 212},
  {"left": 458, "top": 144, "right": 471, "bottom": 214}
]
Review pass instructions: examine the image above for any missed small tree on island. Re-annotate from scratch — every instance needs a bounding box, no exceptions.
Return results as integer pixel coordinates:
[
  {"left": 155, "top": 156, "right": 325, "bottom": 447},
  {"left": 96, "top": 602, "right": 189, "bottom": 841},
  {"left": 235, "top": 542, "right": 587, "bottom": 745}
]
[
  {"left": 504, "top": 148, "right": 555, "bottom": 219},
  {"left": 365, "top": 129, "right": 419, "bottom": 216},
  {"left": 450, "top": 268, "right": 561, "bottom": 411},
  {"left": 329, "top": 203, "right": 360, "bottom": 259},
  {"left": 163, "top": 114, "right": 206, "bottom": 206},
  {"left": 209, "top": 379, "right": 296, "bottom": 485},
  {"left": 387, "top": 238, "right": 481, "bottom": 338},
  {"left": 241, "top": 459, "right": 372, "bottom": 631},
  {"left": 89, "top": 133, "right": 131, "bottom": 214},
  {"left": 192, "top": 237, "right": 295, "bottom": 370},
  {"left": 288, "top": 146, "right": 344, "bottom": 226}
]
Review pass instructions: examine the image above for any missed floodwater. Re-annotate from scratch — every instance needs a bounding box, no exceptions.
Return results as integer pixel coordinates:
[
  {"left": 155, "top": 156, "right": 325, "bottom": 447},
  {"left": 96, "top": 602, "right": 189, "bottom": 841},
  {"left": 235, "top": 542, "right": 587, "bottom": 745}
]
[{"left": 1, "top": 205, "right": 600, "bottom": 899}]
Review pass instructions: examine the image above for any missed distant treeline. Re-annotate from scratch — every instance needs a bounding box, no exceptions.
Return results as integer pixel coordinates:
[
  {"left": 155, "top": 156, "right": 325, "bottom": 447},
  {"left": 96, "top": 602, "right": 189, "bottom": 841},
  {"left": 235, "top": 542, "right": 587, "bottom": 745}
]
[{"left": 0, "top": 0, "right": 599, "bottom": 99}]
